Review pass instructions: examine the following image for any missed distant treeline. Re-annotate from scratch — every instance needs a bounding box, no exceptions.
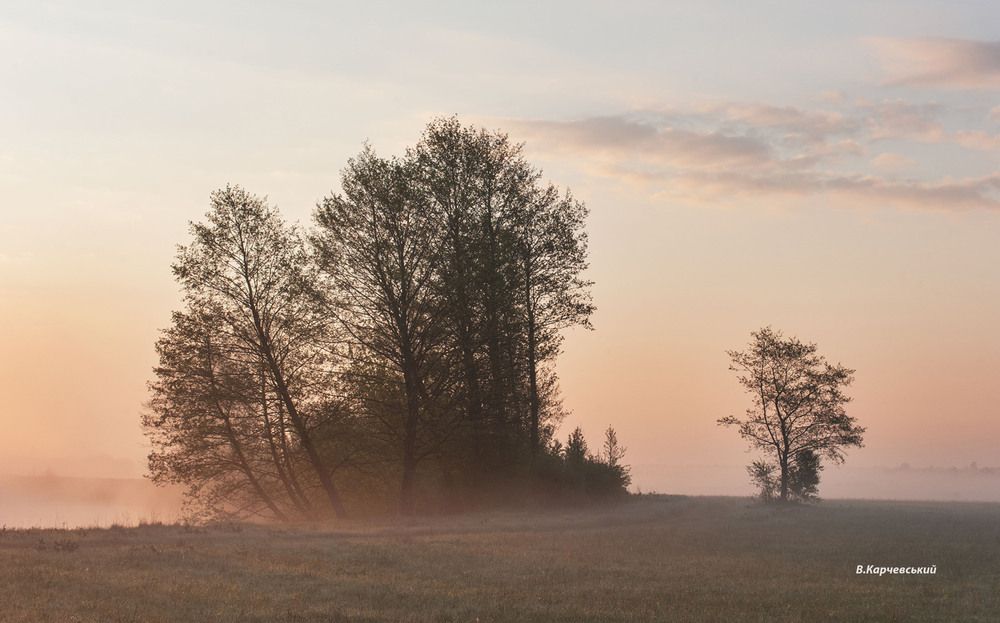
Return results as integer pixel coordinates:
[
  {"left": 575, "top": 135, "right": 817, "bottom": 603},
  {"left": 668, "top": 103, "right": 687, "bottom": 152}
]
[
  {"left": 889, "top": 464, "right": 998, "bottom": 473},
  {"left": 143, "top": 117, "right": 629, "bottom": 521}
]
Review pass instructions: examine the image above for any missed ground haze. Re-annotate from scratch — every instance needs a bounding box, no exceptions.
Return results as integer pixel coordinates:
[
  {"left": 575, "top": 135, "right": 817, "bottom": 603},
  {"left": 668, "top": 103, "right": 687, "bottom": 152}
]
[{"left": 1, "top": 496, "right": 996, "bottom": 622}]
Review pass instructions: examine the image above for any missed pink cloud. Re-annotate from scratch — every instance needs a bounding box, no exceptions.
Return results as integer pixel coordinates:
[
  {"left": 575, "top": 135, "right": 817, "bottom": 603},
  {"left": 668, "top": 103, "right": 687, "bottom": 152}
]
[
  {"left": 869, "top": 37, "right": 1000, "bottom": 89},
  {"left": 509, "top": 117, "right": 772, "bottom": 171},
  {"left": 826, "top": 174, "right": 1000, "bottom": 210},
  {"left": 690, "top": 102, "right": 859, "bottom": 147},
  {"left": 815, "top": 90, "right": 848, "bottom": 105},
  {"left": 863, "top": 99, "right": 947, "bottom": 141},
  {"left": 870, "top": 153, "right": 915, "bottom": 168},
  {"left": 953, "top": 130, "right": 1000, "bottom": 150},
  {"left": 503, "top": 97, "right": 1000, "bottom": 212},
  {"left": 668, "top": 171, "right": 1000, "bottom": 211},
  {"left": 861, "top": 99, "right": 1000, "bottom": 150}
]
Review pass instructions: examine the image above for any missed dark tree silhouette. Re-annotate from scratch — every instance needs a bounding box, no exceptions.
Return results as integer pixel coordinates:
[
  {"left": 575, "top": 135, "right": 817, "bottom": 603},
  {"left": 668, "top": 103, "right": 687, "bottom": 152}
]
[
  {"left": 789, "top": 449, "right": 822, "bottom": 501},
  {"left": 719, "top": 327, "right": 865, "bottom": 502},
  {"left": 746, "top": 450, "right": 821, "bottom": 503},
  {"left": 147, "top": 186, "right": 350, "bottom": 519},
  {"left": 145, "top": 120, "right": 619, "bottom": 519},
  {"left": 414, "top": 117, "right": 593, "bottom": 476},
  {"left": 414, "top": 118, "right": 534, "bottom": 469},
  {"left": 517, "top": 182, "right": 593, "bottom": 452},
  {"left": 145, "top": 308, "right": 293, "bottom": 521},
  {"left": 313, "top": 147, "right": 460, "bottom": 516},
  {"left": 564, "top": 427, "right": 589, "bottom": 465}
]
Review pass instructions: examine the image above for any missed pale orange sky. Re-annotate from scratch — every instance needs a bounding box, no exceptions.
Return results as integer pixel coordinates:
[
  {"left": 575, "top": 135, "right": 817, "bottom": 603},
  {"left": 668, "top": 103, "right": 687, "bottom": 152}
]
[{"left": 2, "top": 2, "right": 1000, "bottom": 499}]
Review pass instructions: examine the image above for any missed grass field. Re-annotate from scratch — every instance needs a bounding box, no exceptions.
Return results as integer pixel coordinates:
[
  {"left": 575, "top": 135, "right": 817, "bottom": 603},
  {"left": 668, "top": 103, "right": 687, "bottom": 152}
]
[{"left": 1, "top": 495, "right": 997, "bottom": 622}]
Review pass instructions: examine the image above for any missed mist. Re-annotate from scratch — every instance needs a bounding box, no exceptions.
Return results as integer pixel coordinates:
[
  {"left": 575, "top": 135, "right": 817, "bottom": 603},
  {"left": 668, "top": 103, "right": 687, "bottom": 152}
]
[
  {"left": 0, "top": 473, "right": 184, "bottom": 529},
  {"left": 4, "top": 462, "right": 998, "bottom": 530},
  {"left": 632, "top": 463, "right": 1000, "bottom": 502}
]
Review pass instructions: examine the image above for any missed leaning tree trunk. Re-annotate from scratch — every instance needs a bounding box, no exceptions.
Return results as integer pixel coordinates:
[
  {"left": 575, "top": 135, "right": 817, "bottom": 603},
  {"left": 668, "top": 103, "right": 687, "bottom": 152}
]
[{"left": 248, "top": 296, "right": 349, "bottom": 519}]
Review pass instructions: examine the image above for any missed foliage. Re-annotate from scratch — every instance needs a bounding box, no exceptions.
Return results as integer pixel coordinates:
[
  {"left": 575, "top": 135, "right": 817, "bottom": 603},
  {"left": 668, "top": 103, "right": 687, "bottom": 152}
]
[
  {"left": 789, "top": 449, "right": 822, "bottom": 502},
  {"left": 747, "top": 450, "right": 821, "bottom": 503},
  {"left": 411, "top": 117, "right": 592, "bottom": 482},
  {"left": 747, "top": 460, "right": 779, "bottom": 502},
  {"left": 564, "top": 427, "right": 589, "bottom": 465},
  {"left": 552, "top": 426, "right": 631, "bottom": 500},
  {"left": 719, "top": 326, "right": 865, "bottom": 502},
  {"left": 145, "top": 119, "right": 615, "bottom": 519},
  {"left": 312, "top": 147, "right": 455, "bottom": 516},
  {"left": 144, "top": 185, "right": 351, "bottom": 520}
]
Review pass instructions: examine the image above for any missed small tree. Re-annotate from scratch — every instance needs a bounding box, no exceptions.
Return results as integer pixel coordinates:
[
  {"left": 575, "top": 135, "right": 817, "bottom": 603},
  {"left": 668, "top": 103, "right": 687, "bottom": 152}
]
[
  {"left": 564, "top": 427, "right": 589, "bottom": 464},
  {"left": 788, "top": 449, "right": 822, "bottom": 501},
  {"left": 601, "top": 426, "right": 627, "bottom": 468},
  {"left": 719, "top": 327, "right": 865, "bottom": 502},
  {"left": 601, "top": 426, "right": 632, "bottom": 490},
  {"left": 747, "top": 460, "right": 778, "bottom": 502},
  {"left": 555, "top": 426, "right": 631, "bottom": 498},
  {"left": 746, "top": 450, "right": 821, "bottom": 503}
]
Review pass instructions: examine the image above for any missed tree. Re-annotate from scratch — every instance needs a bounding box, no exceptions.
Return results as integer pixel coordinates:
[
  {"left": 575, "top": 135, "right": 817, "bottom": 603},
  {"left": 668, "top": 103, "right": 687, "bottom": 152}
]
[
  {"left": 745, "top": 450, "right": 821, "bottom": 503},
  {"left": 313, "top": 147, "right": 460, "bottom": 516},
  {"left": 556, "top": 425, "right": 631, "bottom": 498},
  {"left": 147, "top": 185, "right": 350, "bottom": 519},
  {"left": 145, "top": 307, "right": 295, "bottom": 521},
  {"left": 564, "top": 427, "right": 589, "bottom": 465},
  {"left": 600, "top": 426, "right": 623, "bottom": 466},
  {"left": 413, "top": 116, "right": 593, "bottom": 474},
  {"left": 746, "top": 460, "right": 779, "bottom": 502},
  {"left": 788, "top": 449, "right": 821, "bottom": 501},
  {"left": 146, "top": 119, "right": 606, "bottom": 516},
  {"left": 600, "top": 426, "right": 632, "bottom": 490},
  {"left": 719, "top": 327, "right": 865, "bottom": 502},
  {"left": 413, "top": 117, "right": 534, "bottom": 468},
  {"left": 517, "top": 183, "right": 594, "bottom": 452}
]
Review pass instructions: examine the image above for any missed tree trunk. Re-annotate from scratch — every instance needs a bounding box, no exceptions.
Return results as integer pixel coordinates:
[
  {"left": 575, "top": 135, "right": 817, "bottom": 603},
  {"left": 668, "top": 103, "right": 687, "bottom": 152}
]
[
  {"left": 260, "top": 376, "right": 315, "bottom": 520},
  {"left": 527, "top": 291, "right": 540, "bottom": 452},
  {"left": 248, "top": 295, "right": 348, "bottom": 519},
  {"left": 398, "top": 330, "right": 422, "bottom": 516},
  {"left": 205, "top": 347, "right": 289, "bottom": 522},
  {"left": 779, "top": 451, "right": 789, "bottom": 502}
]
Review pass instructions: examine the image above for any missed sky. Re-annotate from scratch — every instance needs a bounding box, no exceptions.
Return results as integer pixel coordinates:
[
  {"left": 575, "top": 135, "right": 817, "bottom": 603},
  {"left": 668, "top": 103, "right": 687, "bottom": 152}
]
[{"left": 2, "top": 1, "right": 999, "bottom": 499}]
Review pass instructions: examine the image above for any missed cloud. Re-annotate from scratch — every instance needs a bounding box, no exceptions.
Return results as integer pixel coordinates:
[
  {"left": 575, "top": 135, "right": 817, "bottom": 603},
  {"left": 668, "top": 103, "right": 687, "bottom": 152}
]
[
  {"left": 861, "top": 98, "right": 946, "bottom": 141},
  {"left": 716, "top": 103, "right": 854, "bottom": 137},
  {"left": 815, "top": 90, "right": 847, "bottom": 105},
  {"left": 870, "top": 153, "right": 915, "bottom": 169},
  {"left": 859, "top": 99, "right": 1000, "bottom": 150},
  {"left": 951, "top": 130, "right": 1000, "bottom": 150},
  {"left": 827, "top": 174, "right": 1000, "bottom": 210},
  {"left": 510, "top": 117, "right": 773, "bottom": 172},
  {"left": 504, "top": 99, "right": 1000, "bottom": 212},
  {"left": 667, "top": 171, "right": 1000, "bottom": 211},
  {"left": 869, "top": 37, "right": 1000, "bottom": 89},
  {"left": 509, "top": 103, "right": 870, "bottom": 181}
]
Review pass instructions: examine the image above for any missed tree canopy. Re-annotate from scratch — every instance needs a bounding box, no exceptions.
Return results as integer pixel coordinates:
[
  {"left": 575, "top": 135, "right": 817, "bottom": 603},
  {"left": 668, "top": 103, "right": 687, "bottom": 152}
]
[
  {"left": 144, "top": 118, "right": 626, "bottom": 520},
  {"left": 719, "top": 327, "right": 865, "bottom": 502}
]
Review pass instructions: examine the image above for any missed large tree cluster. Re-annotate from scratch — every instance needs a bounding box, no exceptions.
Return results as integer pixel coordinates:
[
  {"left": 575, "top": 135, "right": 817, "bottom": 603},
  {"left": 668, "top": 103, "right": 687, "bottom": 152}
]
[{"left": 144, "top": 118, "right": 628, "bottom": 520}]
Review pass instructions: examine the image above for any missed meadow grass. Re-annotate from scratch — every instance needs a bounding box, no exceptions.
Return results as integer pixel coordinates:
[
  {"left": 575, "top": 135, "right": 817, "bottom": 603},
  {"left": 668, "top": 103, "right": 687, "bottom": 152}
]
[{"left": 1, "top": 495, "right": 997, "bottom": 622}]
